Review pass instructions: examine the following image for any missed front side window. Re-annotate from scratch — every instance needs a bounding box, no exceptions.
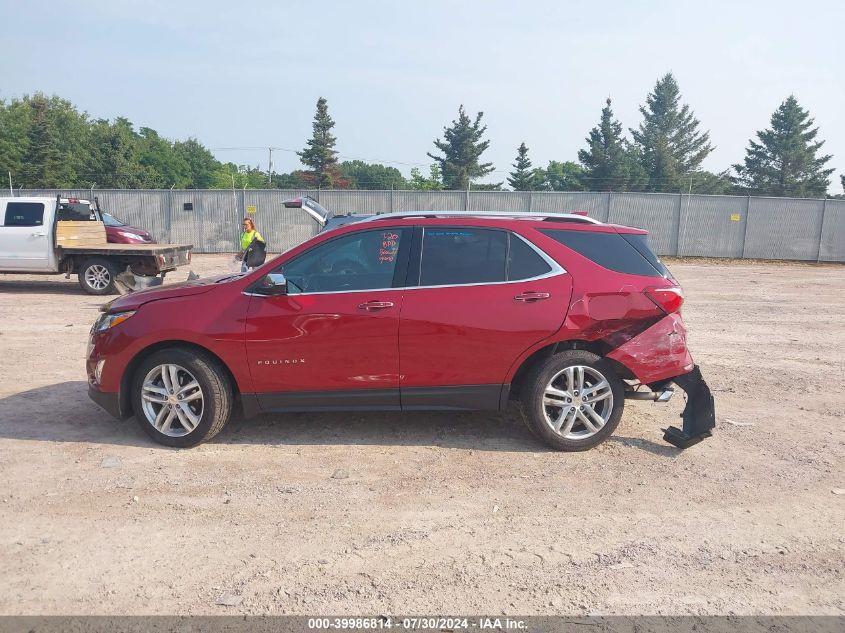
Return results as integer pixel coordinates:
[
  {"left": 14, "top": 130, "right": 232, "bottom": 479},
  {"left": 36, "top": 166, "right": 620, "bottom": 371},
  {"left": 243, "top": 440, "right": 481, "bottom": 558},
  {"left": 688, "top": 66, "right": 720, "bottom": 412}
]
[
  {"left": 4, "top": 202, "right": 45, "bottom": 227},
  {"left": 279, "top": 228, "right": 408, "bottom": 294}
]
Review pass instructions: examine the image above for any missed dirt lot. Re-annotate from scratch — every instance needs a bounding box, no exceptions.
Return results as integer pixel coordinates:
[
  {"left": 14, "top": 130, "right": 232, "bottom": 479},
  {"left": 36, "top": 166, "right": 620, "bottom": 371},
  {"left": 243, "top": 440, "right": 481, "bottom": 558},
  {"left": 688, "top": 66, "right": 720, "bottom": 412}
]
[{"left": 0, "top": 255, "right": 843, "bottom": 616}]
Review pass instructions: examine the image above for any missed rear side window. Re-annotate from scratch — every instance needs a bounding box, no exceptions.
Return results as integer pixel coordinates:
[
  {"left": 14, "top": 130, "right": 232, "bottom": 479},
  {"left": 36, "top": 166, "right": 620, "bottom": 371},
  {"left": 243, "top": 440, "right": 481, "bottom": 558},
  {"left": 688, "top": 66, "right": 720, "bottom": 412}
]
[
  {"left": 541, "top": 229, "right": 664, "bottom": 278},
  {"left": 4, "top": 202, "right": 45, "bottom": 227},
  {"left": 508, "top": 234, "right": 552, "bottom": 280},
  {"left": 420, "top": 228, "right": 507, "bottom": 285},
  {"left": 419, "top": 228, "right": 554, "bottom": 286}
]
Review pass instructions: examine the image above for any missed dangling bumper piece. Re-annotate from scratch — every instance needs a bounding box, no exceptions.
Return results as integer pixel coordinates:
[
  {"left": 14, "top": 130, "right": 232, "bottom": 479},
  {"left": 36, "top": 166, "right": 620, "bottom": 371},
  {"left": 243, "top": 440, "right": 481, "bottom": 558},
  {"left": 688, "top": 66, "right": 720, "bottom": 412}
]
[{"left": 662, "top": 365, "right": 716, "bottom": 449}]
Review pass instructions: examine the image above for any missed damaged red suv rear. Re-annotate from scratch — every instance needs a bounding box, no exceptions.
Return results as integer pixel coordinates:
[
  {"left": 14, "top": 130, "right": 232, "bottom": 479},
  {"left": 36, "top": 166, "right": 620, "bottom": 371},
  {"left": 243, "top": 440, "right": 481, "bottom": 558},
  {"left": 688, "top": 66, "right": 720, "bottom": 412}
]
[{"left": 87, "top": 211, "right": 715, "bottom": 451}]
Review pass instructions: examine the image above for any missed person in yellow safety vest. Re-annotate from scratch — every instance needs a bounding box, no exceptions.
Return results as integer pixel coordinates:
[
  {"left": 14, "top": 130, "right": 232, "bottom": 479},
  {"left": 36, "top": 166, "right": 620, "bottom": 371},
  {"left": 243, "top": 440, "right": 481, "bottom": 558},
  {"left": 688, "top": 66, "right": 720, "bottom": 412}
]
[{"left": 236, "top": 217, "right": 266, "bottom": 272}]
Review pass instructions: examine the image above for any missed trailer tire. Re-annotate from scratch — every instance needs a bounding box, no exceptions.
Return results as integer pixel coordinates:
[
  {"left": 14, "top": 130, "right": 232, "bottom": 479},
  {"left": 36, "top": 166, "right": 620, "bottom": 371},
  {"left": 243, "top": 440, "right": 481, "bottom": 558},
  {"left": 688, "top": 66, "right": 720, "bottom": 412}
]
[{"left": 78, "top": 258, "right": 118, "bottom": 295}]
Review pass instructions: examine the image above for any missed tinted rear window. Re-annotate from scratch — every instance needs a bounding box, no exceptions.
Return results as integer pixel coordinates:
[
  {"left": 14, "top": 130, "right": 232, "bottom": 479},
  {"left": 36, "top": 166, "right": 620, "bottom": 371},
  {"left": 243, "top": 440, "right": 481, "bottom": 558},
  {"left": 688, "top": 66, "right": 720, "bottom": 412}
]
[
  {"left": 4, "top": 202, "right": 45, "bottom": 227},
  {"left": 541, "top": 229, "right": 664, "bottom": 277},
  {"left": 620, "top": 233, "right": 672, "bottom": 278},
  {"left": 57, "top": 203, "right": 94, "bottom": 222}
]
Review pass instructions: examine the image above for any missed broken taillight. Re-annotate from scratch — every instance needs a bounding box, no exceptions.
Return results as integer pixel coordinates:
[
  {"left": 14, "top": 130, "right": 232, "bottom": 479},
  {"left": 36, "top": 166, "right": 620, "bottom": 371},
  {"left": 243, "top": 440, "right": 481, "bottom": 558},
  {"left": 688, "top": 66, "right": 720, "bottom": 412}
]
[{"left": 645, "top": 286, "right": 684, "bottom": 314}]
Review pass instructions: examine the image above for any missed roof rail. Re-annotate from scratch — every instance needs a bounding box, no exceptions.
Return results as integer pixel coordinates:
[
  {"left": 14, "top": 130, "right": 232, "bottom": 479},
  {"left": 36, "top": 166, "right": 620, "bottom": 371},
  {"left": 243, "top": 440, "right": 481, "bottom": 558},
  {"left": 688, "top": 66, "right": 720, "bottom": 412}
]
[{"left": 358, "top": 211, "right": 603, "bottom": 225}]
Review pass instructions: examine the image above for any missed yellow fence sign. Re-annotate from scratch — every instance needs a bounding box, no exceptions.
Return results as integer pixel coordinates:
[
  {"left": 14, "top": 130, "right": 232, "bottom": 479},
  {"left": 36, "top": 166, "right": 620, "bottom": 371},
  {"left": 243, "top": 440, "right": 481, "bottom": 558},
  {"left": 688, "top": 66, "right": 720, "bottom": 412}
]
[
  {"left": 730, "top": 213, "right": 741, "bottom": 222},
  {"left": 246, "top": 205, "right": 257, "bottom": 215}
]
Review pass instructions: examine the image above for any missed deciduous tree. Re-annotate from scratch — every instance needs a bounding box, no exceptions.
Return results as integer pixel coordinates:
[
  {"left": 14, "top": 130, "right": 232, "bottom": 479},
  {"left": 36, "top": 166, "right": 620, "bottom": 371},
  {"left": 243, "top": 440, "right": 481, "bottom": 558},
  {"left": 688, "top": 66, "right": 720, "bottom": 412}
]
[
  {"left": 535, "top": 161, "right": 585, "bottom": 191},
  {"left": 340, "top": 160, "right": 407, "bottom": 190},
  {"left": 409, "top": 164, "right": 444, "bottom": 191}
]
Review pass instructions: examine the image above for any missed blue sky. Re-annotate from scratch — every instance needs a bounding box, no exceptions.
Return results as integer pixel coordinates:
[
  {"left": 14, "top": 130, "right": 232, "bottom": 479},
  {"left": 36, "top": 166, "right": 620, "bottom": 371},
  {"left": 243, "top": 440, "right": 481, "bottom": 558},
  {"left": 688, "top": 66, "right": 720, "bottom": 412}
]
[{"left": 1, "top": 0, "right": 843, "bottom": 192}]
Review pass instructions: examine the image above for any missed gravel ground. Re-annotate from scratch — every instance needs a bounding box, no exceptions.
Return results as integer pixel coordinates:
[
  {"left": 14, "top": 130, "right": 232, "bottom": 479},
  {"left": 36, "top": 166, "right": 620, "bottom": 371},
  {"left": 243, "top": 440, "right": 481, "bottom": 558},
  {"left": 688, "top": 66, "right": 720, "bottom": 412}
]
[{"left": 0, "top": 255, "right": 843, "bottom": 615}]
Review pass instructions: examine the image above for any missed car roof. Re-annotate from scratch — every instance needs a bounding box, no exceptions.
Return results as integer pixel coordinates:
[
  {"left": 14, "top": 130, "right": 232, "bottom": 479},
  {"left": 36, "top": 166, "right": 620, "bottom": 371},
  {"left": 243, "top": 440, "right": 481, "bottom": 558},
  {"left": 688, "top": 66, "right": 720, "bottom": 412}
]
[{"left": 346, "top": 211, "right": 647, "bottom": 234}]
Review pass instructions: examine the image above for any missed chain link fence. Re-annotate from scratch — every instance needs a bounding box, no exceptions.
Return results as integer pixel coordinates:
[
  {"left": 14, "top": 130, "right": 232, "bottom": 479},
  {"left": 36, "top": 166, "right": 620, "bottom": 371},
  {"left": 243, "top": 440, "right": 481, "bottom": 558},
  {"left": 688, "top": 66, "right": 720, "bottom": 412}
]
[{"left": 15, "top": 188, "right": 845, "bottom": 262}]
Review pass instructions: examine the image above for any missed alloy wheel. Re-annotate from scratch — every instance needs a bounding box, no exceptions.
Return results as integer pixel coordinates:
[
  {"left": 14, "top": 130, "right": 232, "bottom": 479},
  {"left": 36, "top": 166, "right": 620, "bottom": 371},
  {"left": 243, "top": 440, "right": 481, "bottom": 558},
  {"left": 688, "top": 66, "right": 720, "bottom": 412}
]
[
  {"left": 542, "top": 365, "right": 614, "bottom": 439},
  {"left": 140, "top": 364, "right": 204, "bottom": 437},
  {"left": 85, "top": 264, "right": 112, "bottom": 290}
]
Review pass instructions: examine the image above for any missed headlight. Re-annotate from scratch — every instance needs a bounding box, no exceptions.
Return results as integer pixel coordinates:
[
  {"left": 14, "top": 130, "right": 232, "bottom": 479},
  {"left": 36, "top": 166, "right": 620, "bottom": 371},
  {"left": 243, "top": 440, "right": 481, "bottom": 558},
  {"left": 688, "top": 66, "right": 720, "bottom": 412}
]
[
  {"left": 119, "top": 231, "right": 144, "bottom": 240},
  {"left": 91, "top": 311, "right": 136, "bottom": 334}
]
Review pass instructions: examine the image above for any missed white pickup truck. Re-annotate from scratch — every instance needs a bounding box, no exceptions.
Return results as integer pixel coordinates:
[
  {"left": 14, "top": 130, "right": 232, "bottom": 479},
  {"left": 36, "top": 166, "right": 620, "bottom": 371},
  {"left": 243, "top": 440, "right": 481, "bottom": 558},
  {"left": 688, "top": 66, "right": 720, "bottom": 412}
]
[{"left": 0, "top": 196, "right": 192, "bottom": 294}]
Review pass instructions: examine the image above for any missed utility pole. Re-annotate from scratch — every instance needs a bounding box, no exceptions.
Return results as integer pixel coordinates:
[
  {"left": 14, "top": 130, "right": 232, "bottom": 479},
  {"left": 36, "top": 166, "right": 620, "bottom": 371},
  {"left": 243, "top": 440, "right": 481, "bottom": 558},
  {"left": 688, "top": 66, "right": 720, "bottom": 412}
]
[{"left": 267, "top": 147, "right": 274, "bottom": 186}]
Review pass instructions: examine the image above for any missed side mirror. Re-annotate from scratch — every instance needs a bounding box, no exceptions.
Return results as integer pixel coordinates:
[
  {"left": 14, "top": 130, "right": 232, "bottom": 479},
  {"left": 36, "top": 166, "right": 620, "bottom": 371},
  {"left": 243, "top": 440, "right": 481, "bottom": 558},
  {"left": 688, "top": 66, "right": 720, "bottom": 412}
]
[{"left": 258, "top": 273, "right": 287, "bottom": 295}]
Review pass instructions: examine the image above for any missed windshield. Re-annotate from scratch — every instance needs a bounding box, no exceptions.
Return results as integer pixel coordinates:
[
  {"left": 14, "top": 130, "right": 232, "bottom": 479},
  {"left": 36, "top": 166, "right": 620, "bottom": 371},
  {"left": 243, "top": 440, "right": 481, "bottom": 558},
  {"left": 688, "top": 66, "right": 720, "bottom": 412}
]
[{"left": 101, "top": 212, "right": 127, "bottom": 227}]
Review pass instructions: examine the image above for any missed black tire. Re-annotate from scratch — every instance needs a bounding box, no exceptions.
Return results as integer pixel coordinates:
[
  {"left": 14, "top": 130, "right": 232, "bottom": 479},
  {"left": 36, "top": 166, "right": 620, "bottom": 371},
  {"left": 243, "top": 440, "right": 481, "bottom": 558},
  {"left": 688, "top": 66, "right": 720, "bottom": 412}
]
[
  {"left": 78, "top": 257, "right": 118, "bottom": 295},
  {"left": 131, "top": 348, "right": 233, "bottom": 448},
  {"left": 517, "top": 349, "right": 624, "bottom": 451}
]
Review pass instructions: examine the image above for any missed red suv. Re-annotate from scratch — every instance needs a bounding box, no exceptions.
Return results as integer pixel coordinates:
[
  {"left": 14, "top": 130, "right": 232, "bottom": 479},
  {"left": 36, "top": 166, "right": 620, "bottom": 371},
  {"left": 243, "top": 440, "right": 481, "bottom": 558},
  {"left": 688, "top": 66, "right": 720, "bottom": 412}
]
[
  {"left": 102, "top": 212, "right": 155, "bottom": 244},
  {"left": 87, "top": 212, "right": 715, "bottom": 451}
]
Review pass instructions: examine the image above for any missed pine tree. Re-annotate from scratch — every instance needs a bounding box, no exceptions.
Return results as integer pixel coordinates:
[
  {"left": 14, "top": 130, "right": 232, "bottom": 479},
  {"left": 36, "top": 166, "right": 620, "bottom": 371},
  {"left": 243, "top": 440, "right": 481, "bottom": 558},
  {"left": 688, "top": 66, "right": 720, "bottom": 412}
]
[
  {"left": 631, "top": 73, "right": 713, "bottom": 192},
  {"left": 578, "top": 98, "right": 642, "bottom": 191},
  {"left": 298, "top": 97, "right": 340, "bottom": 188},
  {"left": 733, "top": 96, "right": 834, "bottom": 197},
  {"left": 508, "top": 142, "right": 534, "bottom": 190},
  {"left": 427, "top": 105, "right": 495, "bottom": 190}
]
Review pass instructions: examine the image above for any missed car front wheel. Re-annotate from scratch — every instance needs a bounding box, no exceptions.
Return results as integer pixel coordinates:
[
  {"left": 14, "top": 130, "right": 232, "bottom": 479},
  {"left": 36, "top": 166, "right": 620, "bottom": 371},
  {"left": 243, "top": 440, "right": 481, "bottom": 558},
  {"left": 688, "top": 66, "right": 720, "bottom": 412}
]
[
  {"left": 519, "top": 349, "right": 624, "bottom": 451},
  {"left": 131, "top": 348, "right": 233, "bottom": 447}
]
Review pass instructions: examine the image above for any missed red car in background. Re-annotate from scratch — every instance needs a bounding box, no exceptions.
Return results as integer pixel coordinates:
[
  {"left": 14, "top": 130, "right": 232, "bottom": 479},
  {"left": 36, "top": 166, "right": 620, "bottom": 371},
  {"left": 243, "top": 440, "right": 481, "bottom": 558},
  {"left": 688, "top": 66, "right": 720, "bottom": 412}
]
[
  {"left": 87, "top": 211, "right": 715, "bottom": 452},
  {"left": 102, "top": 212, "right": 155, "bottom": 244}
]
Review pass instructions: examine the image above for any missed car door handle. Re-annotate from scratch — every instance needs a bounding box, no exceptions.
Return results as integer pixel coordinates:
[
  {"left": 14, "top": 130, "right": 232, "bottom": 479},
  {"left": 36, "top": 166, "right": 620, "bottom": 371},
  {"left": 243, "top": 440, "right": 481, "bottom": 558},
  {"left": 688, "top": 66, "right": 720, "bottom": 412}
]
[
  {"left": 358, "top": 300, "right": 394, "bottom": 311},
  {"left": 514, "top": 292, "right": 550, "bottom": 302},
  {"left": 31, "top": 231, "right": 47, "bottom": 237}
]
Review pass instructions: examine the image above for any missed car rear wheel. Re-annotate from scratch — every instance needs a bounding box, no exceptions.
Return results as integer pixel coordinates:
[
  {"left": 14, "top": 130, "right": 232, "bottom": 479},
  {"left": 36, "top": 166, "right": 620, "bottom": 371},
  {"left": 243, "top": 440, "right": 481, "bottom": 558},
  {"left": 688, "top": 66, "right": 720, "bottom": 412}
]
[
  {"left": 78, "top": 258, "right": 118, "bottom": 295},
  {"left": 518, "top": 350, "right": 624, "bottom": 451},
  {"left": 131, "top": 348, "right": 233, "bottom": 447}
]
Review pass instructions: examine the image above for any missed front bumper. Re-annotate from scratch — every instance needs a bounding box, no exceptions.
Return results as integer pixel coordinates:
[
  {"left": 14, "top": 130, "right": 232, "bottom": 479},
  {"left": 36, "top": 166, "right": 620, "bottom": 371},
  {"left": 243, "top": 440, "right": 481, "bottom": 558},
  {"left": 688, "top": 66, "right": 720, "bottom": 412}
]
[
  {"left": 663, "top": 365, "right": 716, "bottom": 449},
  {"left": 88, "top": 383, "right": 123, "bottom": 418}
]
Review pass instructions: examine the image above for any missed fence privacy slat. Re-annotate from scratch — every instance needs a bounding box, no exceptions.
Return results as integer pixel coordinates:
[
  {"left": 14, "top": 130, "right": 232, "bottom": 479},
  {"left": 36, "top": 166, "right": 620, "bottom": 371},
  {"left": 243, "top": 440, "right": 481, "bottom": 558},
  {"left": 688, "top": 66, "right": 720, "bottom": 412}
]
[{"left": 15, "top": 189, "right": 845, "bottom": 261}]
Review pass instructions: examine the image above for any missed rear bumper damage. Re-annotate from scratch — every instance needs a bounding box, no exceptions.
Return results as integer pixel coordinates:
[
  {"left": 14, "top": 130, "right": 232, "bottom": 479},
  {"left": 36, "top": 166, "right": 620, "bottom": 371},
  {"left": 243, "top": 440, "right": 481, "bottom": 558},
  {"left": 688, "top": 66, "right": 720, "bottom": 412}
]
[
  {"left": 606, "top": 313, "right": 715, "bottom": 448},
  {"left": 663, "top": 365, "right": 716, "bottom": 449}
]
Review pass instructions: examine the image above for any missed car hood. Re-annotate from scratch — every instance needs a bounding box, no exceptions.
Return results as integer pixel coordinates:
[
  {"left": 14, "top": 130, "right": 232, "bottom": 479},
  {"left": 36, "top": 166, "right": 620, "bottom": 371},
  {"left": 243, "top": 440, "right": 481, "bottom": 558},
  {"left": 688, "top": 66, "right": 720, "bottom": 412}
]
[
  {"left": 106, "top": 273, "right": 245, "bottom": 312},
  {"left": 106, "top": 224, "right": 151, "bottom": 236}
]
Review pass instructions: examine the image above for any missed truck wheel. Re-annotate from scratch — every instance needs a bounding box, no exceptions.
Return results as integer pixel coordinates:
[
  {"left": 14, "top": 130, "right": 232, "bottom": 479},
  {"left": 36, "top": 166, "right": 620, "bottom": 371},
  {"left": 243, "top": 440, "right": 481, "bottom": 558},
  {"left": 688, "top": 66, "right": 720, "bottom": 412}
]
[
  {"left": 131, "top": 348, "right": 233, "bottom": 448},
  {"left": 518, "top": 350, "right": 624, "bottom": 451},
  {"left": 78, "top": 258, "right": 118, "bottom": 295}
]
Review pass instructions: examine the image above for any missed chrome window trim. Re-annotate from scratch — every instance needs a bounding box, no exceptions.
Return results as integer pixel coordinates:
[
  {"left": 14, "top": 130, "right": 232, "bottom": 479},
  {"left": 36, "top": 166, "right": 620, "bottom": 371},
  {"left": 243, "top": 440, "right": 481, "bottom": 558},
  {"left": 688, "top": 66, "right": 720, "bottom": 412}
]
[{"left": 243, "top": 229, "right": 566, "bottom": 298}]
